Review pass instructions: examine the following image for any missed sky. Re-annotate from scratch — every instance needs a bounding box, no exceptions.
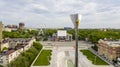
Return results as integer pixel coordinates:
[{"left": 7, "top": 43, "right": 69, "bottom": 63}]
[{"left": 0, "top": 0, "right": 120, "bottom": 28}]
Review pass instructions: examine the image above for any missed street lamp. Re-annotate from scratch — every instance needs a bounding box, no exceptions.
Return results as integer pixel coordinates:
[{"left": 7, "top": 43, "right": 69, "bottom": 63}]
[{"left": 70, "top": 14, "right": 82, "bottom": 67}]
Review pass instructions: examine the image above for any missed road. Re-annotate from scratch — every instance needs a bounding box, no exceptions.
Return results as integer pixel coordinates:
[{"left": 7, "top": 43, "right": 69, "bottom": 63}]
[{"left": 41, "top": 41, "right": 92, "bottom": 49}]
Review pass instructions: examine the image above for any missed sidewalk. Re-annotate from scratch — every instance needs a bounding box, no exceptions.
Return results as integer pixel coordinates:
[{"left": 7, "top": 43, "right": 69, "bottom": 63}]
[
  {"left": 30, "top": 48, "right": 44, "bottom": 67},
  {"left": 30, "top": 47, "right": 52, "bottom": 67},
  {"left": 88, "top": 48, "right": 114, "bottom": 67},
  {"left": 49, "top": 47, "right": 57, "bottom": 67}
]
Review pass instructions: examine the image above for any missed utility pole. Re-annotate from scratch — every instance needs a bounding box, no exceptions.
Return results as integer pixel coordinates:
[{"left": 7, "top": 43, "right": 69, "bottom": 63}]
[{"left": 70, "top": 14, "right": 82, "bottom": 67}]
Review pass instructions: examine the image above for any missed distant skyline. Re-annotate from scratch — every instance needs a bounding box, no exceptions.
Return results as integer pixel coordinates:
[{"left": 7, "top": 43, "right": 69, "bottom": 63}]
[{"left": 0, "top": 0, "right": 120, "bottom": 28}]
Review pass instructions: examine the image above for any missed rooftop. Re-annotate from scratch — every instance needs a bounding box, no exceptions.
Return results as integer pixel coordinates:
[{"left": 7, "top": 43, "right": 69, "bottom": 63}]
[
  {"left": 0, "top": 39, "right": 9, "bottom": 44},
  {"left": 1, "top": 38, "right": 33, "bottom": 55},
  {"left": 108, "top": 41, "right": 120, "bottom": 47},
  {"left": 3, "top": 49, "right": 15, "bottom": 55},
  {"left": 99, "top": 39, "right": 120, "bottom": 47}
]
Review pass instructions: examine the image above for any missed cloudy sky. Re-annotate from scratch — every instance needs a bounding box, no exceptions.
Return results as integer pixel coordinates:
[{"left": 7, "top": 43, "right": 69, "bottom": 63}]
[{"left": 0, "top": 0, "right": 120, "bottom": 28}]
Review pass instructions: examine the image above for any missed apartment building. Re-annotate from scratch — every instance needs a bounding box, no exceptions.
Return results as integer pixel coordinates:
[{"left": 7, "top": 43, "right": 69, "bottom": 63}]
[
  {"left": 0, "top": 38, "right": 36, "bottom": 67},
  {"left": 4, "top": 24, "right": 18, "bottom": 32},
  {"left": 0, "top": 39, "right": 9, "bottom": 51},
  {"left": 98, "top": 39, "right": 120, "bottom": 61}
]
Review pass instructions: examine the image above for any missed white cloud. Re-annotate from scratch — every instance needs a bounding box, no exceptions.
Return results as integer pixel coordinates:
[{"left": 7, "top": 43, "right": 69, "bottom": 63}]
[
  {"left": 0, "top": 0, "right": 120, "bottom": 28},
  {"left": 31, "top": 4, "right": 48, "bottom": 11}
]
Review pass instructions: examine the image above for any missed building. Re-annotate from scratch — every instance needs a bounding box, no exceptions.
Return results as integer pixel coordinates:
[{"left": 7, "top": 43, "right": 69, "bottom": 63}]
[
  {"left": 0, "top": 22, "right": 4, "bottom": 51},
  {"left": 19, "top": 22, "right": 25, "bottom": 30},
  {"left": 0, "top": 39, "right": 9, "bottom": 51},
  {"left": 4, "top": 24, "right": 18, "bottom": 32},
  {"left": 3, "top": 23, "right": 26, "bottom": 31},
  {"left": 52, "top": 30, "right": 72, "bottom": 41},
  {"left": 0, "top": 38, "right": 36, "bottom": 67},
  {"left": 98, "top": 39, "right": 120, "bottom": 61},
  {"left": 1, "top": 49, "right": 17, "bottom": 66},
  {"left": 5, "top": 25, "right": 18, "bottom": 29},
  {"left": 0, "top": 22, "right": 3, "bottom": 41},
  {"left": 64, "top": 27, "right": 72, "bottom": 30},
  {"left": 3, "top": 28, "right": 12, "bottom": 32}
]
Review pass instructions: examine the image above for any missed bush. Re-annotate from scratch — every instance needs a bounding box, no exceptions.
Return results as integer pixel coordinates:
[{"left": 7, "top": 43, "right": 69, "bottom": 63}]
[
  {"left": 33, "top": 42, "right": 43, "bottom": 51},
  {"left": 43, "top": 37, "right": 48, "bottom": 41},
  {"left": 22, "top": 52, "right": 34, "bottom": 62},
  {"left": 27, "top": 46, "right": 39, "bottom": 55}
]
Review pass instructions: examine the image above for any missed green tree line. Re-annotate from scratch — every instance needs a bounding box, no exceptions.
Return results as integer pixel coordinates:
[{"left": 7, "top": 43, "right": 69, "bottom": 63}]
[
  {"left": 4, "top": 29, "right": 120, "bottom": 44},
  {"left": 68, "top": 29, "right": 120, "bottom": 43},
  {"left": 38, "top": 29, "right": 120, "bottom": 43},
  {"left": 2, "top": 30, "right": 39, "bottom": 38}
]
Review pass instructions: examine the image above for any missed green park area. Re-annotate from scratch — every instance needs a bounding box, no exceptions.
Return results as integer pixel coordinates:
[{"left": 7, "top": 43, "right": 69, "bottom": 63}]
[
  {"left": 80, "top": 50, "right": 108, "bottom": 65},
  {"left": 33, "top": 50, "right": 52, "bottom": 66}
]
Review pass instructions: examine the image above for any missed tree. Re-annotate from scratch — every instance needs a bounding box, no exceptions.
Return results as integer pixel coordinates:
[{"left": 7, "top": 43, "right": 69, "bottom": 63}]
[
  {"left": 8, "top": 42, "right": 43, "bottom": 67},
  {"left": 33, "top": 42, "right": 43, "bottom": 51}
]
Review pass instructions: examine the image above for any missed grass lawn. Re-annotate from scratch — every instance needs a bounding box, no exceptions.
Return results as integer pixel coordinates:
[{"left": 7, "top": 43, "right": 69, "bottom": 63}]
[
  {"left": 80, "top": 50, "right": 108, "bottom": 65},
  {"left": 33, "top": 50, "right": 52, "bottom": 66}
]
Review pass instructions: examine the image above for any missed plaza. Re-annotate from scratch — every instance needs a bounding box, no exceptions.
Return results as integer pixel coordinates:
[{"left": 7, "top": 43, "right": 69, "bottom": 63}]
[{"left": 31, "top": 41, "right": 113, "bottom": 67}]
